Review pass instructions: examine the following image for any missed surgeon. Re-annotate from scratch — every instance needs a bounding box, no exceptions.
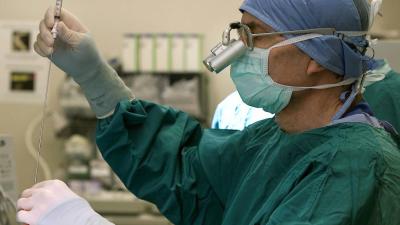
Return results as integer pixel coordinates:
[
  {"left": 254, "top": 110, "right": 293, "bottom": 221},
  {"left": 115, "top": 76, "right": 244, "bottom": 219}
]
[
  {"left": 364, "top": 59, "right": 400, "bottom": 132},
  {"left": 212, "top": 91, "right": 273, "bottom": 130},
  {"left": 211, "top": 60, "right": 400, "bottom": 132},
  {"left": 17, "top": 0, "right": 400, "bottom": 225}
]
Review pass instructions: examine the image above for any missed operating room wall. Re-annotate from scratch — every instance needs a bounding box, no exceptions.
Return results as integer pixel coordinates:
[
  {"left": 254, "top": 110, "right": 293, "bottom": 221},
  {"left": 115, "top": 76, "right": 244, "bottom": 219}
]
[
  {"left": 371, "top": 0, "right": 400, "bottom": 36},
  {"left": 1, "top": 0, "right": 400, "bottom": 194},
  {"left": 0, "top": 0, "right": 243, "bottom": 193}
]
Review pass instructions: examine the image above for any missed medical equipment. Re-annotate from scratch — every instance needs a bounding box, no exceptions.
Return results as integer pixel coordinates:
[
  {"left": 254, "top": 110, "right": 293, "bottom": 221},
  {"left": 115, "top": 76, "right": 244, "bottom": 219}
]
[
  {"left": 161, "top": 77, "right": 202, "bottom": 117},
  {"left": 0, "top": 136, "right": 17, "bottom": 225},
  {"left": 203, "top": 23, "right": 247, "bottom": 73},
  {"left": 34, "top": 0, "right": 63, "bottom": 184},
  {"left": 122, "top": 33, "right": 204, "bottom": 73},
  {"left": 0, "top": 186, "right": 16, "bottom": 225},
  {"left": 51, "top": 0, "right": 63, "bottom": 39},
  {"left": 65, "top": 135, "right": 93, "bottom": 160},
  {"left": 0, "top": 136, "right": 17, "bottom": 201},
  {"left": 64, "top": 135, "right": 93, "bottom": 180},
  {"left": 203, "top": 22, "right": 369, "bottom": 74}
]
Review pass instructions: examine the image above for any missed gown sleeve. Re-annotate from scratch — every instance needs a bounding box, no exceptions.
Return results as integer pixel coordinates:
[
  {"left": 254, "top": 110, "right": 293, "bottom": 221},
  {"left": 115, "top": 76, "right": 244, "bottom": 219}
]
[{"left": 95, "top": 99, "right": 247, "bottom": 225}]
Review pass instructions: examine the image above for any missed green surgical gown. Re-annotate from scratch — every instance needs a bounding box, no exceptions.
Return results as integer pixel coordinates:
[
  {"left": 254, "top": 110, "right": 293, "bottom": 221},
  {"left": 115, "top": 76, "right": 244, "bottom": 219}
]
[
  {"left": 96, "top": 100, "right": 400, "bottom": 225},
  {"left": 365, "top": 70, "right": 400, "bottom": 132}
]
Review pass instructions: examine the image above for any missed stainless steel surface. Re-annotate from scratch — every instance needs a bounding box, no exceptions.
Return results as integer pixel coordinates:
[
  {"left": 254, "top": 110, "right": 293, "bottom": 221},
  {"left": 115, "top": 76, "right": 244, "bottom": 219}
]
[{"left": 204, "top": 40, "right": 247, "bottom": 73}]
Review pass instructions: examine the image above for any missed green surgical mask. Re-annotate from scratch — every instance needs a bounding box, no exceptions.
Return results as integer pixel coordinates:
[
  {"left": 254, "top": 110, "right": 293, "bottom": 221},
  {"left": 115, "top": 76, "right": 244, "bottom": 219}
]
[{"left": 230, "top": 34, "right": 357, "bottom": 114}]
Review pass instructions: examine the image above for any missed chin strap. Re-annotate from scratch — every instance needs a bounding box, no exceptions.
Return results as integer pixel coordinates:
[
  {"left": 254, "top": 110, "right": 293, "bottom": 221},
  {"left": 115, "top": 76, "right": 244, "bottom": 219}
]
[{"left": 332, "top": 73, "right": 367, "bottom": 121}]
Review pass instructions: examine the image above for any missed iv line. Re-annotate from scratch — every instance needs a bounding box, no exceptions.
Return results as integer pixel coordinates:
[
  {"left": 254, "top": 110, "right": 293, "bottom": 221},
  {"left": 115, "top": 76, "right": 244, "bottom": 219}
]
[
  {"left": 33, "top": 0, "right": 62, "bottom": 184},
  {"left": 33, "top": 56, "right": 52, "bottom": 184}
]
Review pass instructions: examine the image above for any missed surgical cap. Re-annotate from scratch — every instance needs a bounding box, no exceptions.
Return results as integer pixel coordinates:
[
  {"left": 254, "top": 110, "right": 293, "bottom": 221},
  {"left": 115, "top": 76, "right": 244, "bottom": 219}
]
[{"left": 240, "top": 0, "right": 371, "bottom": 79}]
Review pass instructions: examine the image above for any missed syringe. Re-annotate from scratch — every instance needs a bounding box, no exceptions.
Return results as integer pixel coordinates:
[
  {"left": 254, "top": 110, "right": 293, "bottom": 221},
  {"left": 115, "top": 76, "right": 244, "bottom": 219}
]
[{"left": 51, "top": 0, "right": 63, "bottom": 39}]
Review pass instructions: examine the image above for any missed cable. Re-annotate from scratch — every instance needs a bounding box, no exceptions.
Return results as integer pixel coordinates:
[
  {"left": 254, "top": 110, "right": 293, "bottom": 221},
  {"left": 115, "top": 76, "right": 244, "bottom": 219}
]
[{"left": 25, "top": 109, "right": 52, "bottom": 181}]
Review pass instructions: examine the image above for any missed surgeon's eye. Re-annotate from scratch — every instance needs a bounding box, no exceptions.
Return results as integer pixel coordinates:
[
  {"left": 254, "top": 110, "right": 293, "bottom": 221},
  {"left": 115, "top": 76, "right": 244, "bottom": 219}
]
[{"left": 237, "top": 28, "right": 250, "bottom": 47}]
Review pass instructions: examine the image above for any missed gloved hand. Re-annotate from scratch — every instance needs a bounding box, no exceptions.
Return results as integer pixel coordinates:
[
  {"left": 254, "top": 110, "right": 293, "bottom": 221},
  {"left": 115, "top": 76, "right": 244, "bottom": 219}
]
[
  {"left": 17, "top": 180, "right": 114, "bottom": 225},
  {"left": 35, "top": 7, "right": 134, "bottom": 118}
]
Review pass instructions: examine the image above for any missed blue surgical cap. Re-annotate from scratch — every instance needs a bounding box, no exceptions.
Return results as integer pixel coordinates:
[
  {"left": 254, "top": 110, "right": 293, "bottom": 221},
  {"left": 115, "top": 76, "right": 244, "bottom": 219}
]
[{"left": 240, "top": 0, "right": 371, "bottom": 79}]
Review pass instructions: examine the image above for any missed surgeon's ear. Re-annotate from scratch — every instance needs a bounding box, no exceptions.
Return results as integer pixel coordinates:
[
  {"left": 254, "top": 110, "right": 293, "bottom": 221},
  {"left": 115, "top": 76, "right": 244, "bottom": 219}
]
[{"left": 306, "top": 59, "right": 325, "bottom": 76}]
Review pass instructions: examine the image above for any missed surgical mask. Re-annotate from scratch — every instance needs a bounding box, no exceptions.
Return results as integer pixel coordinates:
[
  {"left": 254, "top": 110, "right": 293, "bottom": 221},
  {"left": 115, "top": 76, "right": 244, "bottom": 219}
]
[{"left": 230, "top": 34, "right": 357, "bottom": 113}]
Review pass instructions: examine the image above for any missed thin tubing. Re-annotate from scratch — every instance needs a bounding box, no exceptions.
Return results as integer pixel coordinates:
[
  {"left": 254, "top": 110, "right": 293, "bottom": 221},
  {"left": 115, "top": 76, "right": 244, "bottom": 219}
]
[{"left": 33, "top": 55, "right": 52, "bottom": 184}]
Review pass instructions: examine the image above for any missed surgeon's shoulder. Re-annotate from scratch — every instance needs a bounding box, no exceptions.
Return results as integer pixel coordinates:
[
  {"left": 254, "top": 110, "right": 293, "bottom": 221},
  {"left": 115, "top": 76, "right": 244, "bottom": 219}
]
[
  {"left": 338, "top": 122, "right": 398, "bottom": 147},
  {"left": 331, "top": 122, "right": 400, "bottom": 174},
  {"left": 315, "top": 123, "right": 400, "bottom": 222},
  {"left": 332, "top": 122, "right": 397, "bottom": 150},
  {"left": 338, "top": 123, "right": 400, "bottom": 213}
]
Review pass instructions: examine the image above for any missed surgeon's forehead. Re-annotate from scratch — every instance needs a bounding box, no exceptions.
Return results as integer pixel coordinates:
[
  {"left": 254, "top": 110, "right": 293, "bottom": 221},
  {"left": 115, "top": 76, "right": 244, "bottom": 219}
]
[{"left": 241, "top": 12, "right": 275, "bottom": 33}]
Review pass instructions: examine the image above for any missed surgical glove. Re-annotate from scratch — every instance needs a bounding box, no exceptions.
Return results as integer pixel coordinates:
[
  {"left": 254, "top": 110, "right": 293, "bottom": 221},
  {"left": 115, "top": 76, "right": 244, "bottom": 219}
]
[
  {"left": 17, "top": 180, "right": 114, "bottom": 225},
  {"left": 35, "top": 7, "right": 134, "bottom": 118}
]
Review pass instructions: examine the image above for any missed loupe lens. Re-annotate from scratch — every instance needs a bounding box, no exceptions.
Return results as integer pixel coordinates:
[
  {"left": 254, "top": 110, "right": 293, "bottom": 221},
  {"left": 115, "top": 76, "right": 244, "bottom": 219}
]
[{"left": 237, "top": 28, "right": 250, "bottom": 47}]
